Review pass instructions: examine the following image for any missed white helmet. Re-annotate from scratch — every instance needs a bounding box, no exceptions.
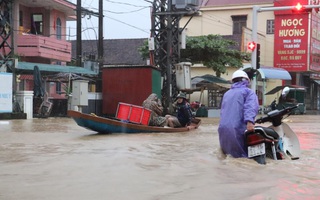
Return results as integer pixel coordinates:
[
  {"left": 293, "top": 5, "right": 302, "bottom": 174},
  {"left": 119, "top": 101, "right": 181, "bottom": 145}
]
[{"left": 232, "top": 70, "right": 249, "bottom": 81}]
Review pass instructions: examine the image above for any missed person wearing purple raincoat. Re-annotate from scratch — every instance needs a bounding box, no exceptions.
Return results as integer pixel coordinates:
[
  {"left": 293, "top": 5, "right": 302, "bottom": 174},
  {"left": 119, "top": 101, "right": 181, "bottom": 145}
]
[{"left": 218, "top": 69, "right": 259, "bottom": 158}]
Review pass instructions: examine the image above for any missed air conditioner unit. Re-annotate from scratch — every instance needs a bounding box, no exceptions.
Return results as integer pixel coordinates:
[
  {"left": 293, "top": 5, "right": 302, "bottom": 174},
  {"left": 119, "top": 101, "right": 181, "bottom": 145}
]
[{"left": 172, "top": 0, "right": 199, "bottom": 10}]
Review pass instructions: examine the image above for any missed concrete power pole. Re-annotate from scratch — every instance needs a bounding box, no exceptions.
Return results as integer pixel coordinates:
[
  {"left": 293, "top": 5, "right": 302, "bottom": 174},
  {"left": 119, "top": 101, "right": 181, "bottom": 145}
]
[
  {"left": 76, "top": 0, "right": 82, "bottom": 67},
  {"left": 76, "top": 0, "right": 100, "bottom": 69},
  {"left": 98, "top": 0, "right": 104, "bottom": 70}
]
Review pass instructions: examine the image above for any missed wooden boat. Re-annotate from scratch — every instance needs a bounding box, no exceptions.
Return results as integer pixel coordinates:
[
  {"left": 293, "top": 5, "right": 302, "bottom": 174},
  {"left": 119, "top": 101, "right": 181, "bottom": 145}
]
[{"left": 67, "top": 110, "right": 201, "bottom": 134}]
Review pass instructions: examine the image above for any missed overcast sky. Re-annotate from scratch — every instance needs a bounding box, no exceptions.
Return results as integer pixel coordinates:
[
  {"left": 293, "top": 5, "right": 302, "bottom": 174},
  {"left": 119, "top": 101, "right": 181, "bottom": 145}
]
[{"left": 67, "top": 0, "right": 152, "bottom": 40}]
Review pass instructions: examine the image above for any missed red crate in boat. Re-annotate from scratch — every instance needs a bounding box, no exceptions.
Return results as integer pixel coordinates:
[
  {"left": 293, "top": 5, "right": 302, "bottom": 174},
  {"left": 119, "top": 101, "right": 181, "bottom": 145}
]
[
  {"left": 116, "top": 102, "right": 151, "bottom": 125},
  {"left": 141, "top": 109, "right": 151, "bottom": 125},
  {"left": 129, "top": 105, "right": 143, "bottom": 124},
  {"left": 116, "top": 102, "right": 131, "bottom": 121}
]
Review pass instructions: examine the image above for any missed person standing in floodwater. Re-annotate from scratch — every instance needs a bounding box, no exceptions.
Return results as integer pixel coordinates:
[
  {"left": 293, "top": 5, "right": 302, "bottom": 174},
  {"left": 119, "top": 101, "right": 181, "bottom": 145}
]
[{"left": 218, "top": 69, "right": 259, "bottom": 158}]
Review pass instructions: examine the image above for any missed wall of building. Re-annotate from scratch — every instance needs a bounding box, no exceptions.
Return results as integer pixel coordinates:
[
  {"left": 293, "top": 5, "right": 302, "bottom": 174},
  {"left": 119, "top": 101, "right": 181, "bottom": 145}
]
[
  {"left": 181, "top": 3, "right": 275, "bottom": 66},
  {"left": 181, "top": 2, "right": 293, "bottom": 108},
  {"left": 102, "top": 66, "right": 161, "bottom": 116}
]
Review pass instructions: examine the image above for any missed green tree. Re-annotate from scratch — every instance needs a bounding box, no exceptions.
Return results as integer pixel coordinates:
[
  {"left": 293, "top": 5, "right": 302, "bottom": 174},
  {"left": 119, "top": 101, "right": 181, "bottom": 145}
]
[
  {"left": 138, "top": 40, "right": 149, "bottom": 60},
  {"left": 181, "top": 34, "right": 250, "bottom": 77},
  {"left": 139, "top": 34, "right": 250, "bottom": 77}
]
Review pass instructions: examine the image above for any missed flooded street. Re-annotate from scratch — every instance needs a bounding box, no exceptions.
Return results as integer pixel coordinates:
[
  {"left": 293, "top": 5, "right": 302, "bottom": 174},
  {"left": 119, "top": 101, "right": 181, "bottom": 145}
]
[{"left": 1, "top": 115, "right": 320, "bottom": 200}]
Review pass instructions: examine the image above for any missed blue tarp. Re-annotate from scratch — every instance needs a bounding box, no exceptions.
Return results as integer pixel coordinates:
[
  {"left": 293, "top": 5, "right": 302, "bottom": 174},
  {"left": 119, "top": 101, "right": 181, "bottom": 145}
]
[{"left": 16, "top": 62, "right": 98, "bottom": 75}]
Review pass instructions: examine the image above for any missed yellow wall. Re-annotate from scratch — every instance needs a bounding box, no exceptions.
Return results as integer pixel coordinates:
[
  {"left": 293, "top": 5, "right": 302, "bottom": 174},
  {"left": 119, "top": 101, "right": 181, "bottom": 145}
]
[{"left": 181, "top": 3, "right": 285, "bottom": 107}]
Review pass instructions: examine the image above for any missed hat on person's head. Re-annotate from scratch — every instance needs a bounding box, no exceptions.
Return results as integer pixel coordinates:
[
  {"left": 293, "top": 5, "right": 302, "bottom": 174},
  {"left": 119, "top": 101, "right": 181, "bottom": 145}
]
[
  {"left": 176, "top": 93, "right": 186, "bottom": 100},
  {"left": 232, "top": 70, "right": 249, "bottom": 83}
]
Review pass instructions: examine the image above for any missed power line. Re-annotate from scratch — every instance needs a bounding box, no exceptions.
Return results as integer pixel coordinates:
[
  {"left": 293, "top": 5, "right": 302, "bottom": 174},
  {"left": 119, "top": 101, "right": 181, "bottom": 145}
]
[
  {"left": 82, "top": 3, "right": 149, "bottom": 14},
  {"left": 103, "top": 7, "right": 148, "bottom": 14},
  {"left": 75, "top": 0, "right": 151, "bottom": 38},
  {"left": 105, "top": 0, "right": 148, "bottom": 8},
  {"left": 104, "top": 14, "right": 150, "bottom": 34}
]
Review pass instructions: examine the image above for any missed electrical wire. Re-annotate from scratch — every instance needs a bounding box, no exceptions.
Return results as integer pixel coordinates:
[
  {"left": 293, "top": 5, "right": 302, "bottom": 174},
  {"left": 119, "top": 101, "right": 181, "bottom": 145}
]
[
  {"left": 105, "top": 0, "right": 148, "bottom": 8},
  {"left": 104, "top": 14, "right": 150, "bottom": 34},
  {"left": 102, "top": 7, "right": 147, "bottom": 14},
  {"left": 75, "top": 0, "right": 151, "bottom": 38}
]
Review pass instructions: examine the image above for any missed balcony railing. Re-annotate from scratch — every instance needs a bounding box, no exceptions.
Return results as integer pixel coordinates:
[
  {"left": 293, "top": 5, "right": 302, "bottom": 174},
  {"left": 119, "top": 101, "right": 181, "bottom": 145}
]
[{"left": 16, "top": 34, "right": 71, "bottom": 62}]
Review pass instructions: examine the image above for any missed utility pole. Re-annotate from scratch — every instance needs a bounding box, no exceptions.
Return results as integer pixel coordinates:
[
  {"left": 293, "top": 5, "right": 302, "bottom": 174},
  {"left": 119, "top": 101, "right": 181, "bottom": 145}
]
[
  {"left": 166, "top": 0, "right": 173, "bottom": 113},
  {"left": 0, "top": 1, "right": 15, "bottom": 111},
  {"left": 0, "top": 0, "right": 13, "bottom": 69},
  {"left": 76, "top": 0, "right": 82, "bottom": 67},
  {"left": 76, "top": 0, "right": 100, "bottom": 68},
  {"left": 98, "top": 0, "right": 104, "bottom": 70},
  {"left": 151, "top": 0, "right": 198, "bottom": 114}
]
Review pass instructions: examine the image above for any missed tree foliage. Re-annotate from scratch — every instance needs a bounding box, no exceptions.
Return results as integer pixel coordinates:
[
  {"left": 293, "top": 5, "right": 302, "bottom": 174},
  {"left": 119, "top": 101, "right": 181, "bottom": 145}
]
[
  {"left": 138, "top": 34, "right": 250, "bottom": 77},
  {"left": 181, "top": 34, "right": 250, "bottom": 77},
  {"left": 138, "top": 40, "right": 149, "bottom": 60}
]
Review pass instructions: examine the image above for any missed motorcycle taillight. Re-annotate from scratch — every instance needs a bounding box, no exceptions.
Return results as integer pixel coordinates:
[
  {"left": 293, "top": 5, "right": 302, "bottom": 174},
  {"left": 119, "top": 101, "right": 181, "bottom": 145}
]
[{"left": 246, "top": 133, "right": 265, "bottom": 145}]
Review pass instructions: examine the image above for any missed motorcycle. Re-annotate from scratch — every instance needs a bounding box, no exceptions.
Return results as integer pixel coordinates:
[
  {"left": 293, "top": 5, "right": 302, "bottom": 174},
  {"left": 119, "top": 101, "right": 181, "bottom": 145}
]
[
  {"left": 245, "top": 87, "right": 301, "bottom": 164},
  {"left": 263, "top": 98, "right": 277, "bottom": 114}
]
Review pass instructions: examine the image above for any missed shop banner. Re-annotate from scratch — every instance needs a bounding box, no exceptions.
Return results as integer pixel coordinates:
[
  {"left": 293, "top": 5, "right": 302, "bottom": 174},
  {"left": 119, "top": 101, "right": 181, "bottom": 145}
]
[
  {"left": 0, "top": 73, "right": 13, "bottom": 113},
  {"left": 274, "top": 14, "right": 309, "bottom": 72}
]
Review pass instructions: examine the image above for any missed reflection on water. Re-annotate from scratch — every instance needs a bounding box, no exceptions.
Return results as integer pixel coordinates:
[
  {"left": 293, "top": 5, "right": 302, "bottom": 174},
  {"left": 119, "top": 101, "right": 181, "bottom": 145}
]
[{"left": 0, "top": 116, "right": 320, "bottom": 200}]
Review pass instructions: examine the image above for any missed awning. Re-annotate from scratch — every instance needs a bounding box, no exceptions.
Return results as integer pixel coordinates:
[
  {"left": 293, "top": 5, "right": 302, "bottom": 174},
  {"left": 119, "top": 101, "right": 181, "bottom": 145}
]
[
  {"left": 313, "top": 80, "right": 320, "bottom": 85},
  {"left": 241, "top": 64, "right": 291, "bottom": 80},
  {"left": 191, "top": 74, "right": 231, "bottom": 85},
  {"left": 258, "top": 66, "right": 291, "bottom": 80},
  {"left": 265, "top": 85, "right": 306, "bottom": 95},
  {"left": 190, "top": 74, "right": 231, "bottom": 91},
  {"left": 15, "top": 62, "right": 98, "bottom": 75}
]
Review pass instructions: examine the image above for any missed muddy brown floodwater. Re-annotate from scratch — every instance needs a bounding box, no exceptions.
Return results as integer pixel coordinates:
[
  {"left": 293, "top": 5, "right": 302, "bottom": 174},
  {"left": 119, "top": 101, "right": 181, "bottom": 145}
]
[{"left": 0, "top": 115, "right": 320, "bottom": 200}]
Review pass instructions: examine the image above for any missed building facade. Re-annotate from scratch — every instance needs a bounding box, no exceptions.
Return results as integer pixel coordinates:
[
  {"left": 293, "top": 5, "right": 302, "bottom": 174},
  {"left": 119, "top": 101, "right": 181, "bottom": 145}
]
[
  {"left": 0, "top": 0, "right": 98, "bottom": 117},
  {"left": 274, "top": 0, "right": 320, "bottom": 110},
  {"left": 181, "top": 0, "right": 320, "bottom": 111},
  {"left": 13, "top": 0, "right": 74, "bottom": 64}
]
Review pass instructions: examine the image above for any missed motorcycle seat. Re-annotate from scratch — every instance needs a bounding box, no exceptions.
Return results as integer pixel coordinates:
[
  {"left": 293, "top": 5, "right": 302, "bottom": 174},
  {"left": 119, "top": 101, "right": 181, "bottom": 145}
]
[{"left": 254, "top": 126, "right": 279, "bottom": 140}]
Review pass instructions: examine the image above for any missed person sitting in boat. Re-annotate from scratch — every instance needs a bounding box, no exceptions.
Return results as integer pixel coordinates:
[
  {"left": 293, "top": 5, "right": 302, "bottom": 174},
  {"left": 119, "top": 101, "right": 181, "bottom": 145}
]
[
  {"left": 142, "top": 93, "right": 167, "bottom": 127},
  {"left": 166, "top": 93, "right": 193, "bottom": 128}
]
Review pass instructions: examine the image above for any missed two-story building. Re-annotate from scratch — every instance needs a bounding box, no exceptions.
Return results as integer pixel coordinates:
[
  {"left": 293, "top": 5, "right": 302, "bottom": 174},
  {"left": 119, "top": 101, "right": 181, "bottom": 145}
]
[
  {"left": 181, "top": 0, "right": 320, "bottom": 111},
  {"left": 0, "top": 0, "right": 98, "bottom": 118},
  {"left": 180, "top": 0, "right": 282, "bottom": 109}
]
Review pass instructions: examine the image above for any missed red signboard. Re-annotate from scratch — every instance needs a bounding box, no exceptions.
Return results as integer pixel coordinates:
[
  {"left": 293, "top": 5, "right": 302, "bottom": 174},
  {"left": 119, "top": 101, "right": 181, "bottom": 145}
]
[
  {"left": 274, "top": 14, "right": 309, "bottom": 72},
  {"left": 274, "top": 0, "right": 320, "bottom": 72}
]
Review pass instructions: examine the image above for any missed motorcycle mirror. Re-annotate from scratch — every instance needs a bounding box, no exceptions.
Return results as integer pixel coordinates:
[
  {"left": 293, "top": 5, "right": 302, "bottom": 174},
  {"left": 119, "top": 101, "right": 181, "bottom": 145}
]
[{"left": 281, "top": 86, "right": 290, "bottom": 98}]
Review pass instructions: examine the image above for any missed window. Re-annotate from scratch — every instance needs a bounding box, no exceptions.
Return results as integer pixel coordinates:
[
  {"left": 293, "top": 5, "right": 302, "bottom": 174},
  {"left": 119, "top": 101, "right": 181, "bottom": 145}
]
[
  {"left": 56, "top": 82, "right": 61, "bottom": 94},
  {"left": 56, "top": 18, "right": 61, "bottom": 40},
  {"left": 19, "top": 11, "right": 23, "bottom": 26},
  {"left": 266, "top": 19, "right": 274, "bottom": 34},
  {"left": 208, "top": 90, "right": 223, "bottom": 108},
  {"left": 31, "top": 14, "right": 43, "bottom": 35},
  {"left": 231, "top": 15, "right": 247, "bottom": 34}
]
